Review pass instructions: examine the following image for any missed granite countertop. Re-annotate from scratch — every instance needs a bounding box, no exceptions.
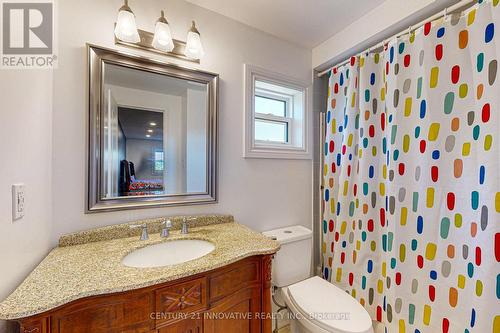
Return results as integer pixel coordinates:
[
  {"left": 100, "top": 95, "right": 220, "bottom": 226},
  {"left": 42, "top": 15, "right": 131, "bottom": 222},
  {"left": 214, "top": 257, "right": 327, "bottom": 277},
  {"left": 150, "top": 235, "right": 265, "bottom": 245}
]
[{"left": 0, "top": 215, "right": 280, "bottom": 320}]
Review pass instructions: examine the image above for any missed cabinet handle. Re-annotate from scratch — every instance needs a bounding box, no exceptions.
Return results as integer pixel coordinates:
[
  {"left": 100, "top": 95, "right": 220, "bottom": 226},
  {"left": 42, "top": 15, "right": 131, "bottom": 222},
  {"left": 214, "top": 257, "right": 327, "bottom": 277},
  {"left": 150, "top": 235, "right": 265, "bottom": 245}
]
[{"left": 24, "top": 328, "right": 40, "bottom": 333}]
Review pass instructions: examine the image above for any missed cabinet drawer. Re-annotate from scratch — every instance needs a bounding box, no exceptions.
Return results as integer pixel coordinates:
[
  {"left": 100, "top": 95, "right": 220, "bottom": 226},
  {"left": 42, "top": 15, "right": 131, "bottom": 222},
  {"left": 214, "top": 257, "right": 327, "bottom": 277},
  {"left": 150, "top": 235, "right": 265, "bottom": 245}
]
[
  {"left": 20, "top": 317, "right": 49, "bottom": 333},
  {"left": 51, "top": 291, "right": 153, "bottom": 333},
  {"left": 155, "top": 277, "right": 207, "bottom": 327},
  {"left": 208, "top": 260, "right": 260, "bottom": 302}
]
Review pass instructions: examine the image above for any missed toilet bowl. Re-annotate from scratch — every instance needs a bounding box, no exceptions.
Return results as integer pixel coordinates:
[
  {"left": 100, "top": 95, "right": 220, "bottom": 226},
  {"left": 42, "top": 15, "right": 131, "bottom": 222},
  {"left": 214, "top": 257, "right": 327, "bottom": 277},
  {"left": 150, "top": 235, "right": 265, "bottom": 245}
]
[
  {"left": 263, "top": 226, "right": 373, "bottom": 333},
  {"left": 282, "top": 276, "right": 373, "bottom": 333}
]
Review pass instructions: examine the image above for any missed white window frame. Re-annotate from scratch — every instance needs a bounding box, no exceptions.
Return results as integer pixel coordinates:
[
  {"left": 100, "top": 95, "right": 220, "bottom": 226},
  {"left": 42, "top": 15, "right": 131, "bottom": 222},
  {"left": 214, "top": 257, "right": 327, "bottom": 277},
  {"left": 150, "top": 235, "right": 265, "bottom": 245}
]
[
  {"left": 244, "top": 64, "right": 311, "bottom": 159},
  {"left": 254, "top": 91, "right": 292, "bottom": 145}
]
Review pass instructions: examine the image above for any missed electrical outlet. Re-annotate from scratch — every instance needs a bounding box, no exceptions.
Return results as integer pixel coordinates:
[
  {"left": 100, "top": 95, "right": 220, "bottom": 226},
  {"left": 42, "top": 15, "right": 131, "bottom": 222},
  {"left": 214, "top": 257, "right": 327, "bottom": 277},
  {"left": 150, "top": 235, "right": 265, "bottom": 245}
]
[{"left": 12, "top": 184, "right": 25, "bottom": 221}]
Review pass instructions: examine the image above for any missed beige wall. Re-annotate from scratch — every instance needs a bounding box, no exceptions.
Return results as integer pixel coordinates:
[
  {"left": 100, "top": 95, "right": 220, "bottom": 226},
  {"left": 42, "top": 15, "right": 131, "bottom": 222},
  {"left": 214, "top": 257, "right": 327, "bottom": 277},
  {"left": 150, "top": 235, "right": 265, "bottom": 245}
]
[{"left": 0, "top": 71, "right": 53, "bottom": 332}]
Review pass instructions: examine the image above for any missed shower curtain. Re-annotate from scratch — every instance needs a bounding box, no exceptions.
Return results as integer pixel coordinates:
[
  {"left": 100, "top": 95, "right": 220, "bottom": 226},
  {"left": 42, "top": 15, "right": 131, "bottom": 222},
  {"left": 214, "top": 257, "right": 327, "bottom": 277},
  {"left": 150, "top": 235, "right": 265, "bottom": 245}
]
[{"left": 322, "top": 1, "right": 499, "bottom": 332}]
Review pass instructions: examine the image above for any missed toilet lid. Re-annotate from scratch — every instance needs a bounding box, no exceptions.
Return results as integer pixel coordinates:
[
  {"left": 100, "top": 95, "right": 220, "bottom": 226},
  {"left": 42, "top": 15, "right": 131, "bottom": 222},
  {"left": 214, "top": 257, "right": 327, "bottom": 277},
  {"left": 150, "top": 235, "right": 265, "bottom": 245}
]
[{"left": 287, "top": 276, "right": 372, "bottom": 333}]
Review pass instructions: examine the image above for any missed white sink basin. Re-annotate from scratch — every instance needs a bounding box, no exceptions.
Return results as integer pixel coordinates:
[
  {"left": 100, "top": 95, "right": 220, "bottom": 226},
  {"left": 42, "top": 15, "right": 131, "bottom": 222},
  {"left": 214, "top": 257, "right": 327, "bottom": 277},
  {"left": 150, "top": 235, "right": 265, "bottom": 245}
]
[{"left": 122, "top": 239, "right": 215, "bottom": 268}]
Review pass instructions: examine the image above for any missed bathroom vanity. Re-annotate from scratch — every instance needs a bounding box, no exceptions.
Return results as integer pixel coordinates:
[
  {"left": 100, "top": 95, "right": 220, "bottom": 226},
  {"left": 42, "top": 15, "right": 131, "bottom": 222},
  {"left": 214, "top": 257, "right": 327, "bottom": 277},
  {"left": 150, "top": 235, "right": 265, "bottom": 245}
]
[{"left": 0, "top": 215, "right": 279, "bottom": 333}]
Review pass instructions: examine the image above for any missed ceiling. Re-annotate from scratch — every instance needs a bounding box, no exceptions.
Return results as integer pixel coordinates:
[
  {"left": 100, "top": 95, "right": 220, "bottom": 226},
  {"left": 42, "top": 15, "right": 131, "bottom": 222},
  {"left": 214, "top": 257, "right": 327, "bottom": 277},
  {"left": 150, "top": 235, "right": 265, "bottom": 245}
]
[
  {"left": 118, "top": 107, "right": 164, "bottom": 141},
  {"left": 185, "top": 0, "right": 387, "bottom": 48}
]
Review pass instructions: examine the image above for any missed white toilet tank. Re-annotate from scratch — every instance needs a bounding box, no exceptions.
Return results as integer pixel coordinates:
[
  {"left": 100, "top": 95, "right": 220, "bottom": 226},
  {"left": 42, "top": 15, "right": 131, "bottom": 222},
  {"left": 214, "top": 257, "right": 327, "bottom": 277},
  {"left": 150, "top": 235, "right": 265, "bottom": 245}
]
[{"left": 263, "top": 225, "right": 312, "bottom": 287}]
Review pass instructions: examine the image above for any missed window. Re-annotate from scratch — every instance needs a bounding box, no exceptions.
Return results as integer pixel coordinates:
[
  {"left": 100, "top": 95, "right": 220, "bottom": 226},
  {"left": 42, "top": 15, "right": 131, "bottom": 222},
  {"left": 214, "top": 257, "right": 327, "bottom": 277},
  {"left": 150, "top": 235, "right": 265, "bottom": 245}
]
[
  {"left": 254, "top": 95, "right": 289, "bottom": 144},
  {"left": 154, "top": 150, "right": 164, "bottom": 172},
  {"left": 244, "top": 64, "right": 310, "bottom": 159},
  {"left": 255, "top": 95, "right": 286, "bottom": 117},
  {"left": 255, "top": 118, "right": 288, "bottom": 143}
]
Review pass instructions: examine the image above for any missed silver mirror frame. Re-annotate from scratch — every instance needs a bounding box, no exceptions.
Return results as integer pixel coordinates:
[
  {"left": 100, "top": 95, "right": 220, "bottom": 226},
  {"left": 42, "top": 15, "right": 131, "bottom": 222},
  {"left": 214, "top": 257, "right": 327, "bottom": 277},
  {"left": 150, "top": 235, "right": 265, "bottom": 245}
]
[{"left": 87, "top": 44, "right": 218, "bottom": 213}]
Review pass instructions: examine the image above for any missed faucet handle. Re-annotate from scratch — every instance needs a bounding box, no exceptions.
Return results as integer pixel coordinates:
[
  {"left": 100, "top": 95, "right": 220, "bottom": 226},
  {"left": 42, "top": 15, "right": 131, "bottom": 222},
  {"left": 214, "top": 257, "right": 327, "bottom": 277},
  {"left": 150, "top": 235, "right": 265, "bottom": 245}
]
[
  {"left": 160, "top": 219, "right": 172, "bottom": 238},
  {"left": 130, "top": 223, "right": 149, "bottom": 241},
  {"left": 181, "top": 217, "right": 196, "bottom": 234}
]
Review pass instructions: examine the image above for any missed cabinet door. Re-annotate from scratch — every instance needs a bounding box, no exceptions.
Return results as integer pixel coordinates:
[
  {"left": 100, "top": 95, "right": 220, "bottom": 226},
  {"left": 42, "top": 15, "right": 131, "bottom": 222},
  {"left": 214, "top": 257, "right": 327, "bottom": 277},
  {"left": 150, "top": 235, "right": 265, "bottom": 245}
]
[
  {"left": 157, "top": 318, "right": 202, "bottom": 333},
  {"left": 204, "top": 287, "right": 261, "bottom": 333},
  {"left": 155, "top": 277, "right": 207, "bottom": 328}
]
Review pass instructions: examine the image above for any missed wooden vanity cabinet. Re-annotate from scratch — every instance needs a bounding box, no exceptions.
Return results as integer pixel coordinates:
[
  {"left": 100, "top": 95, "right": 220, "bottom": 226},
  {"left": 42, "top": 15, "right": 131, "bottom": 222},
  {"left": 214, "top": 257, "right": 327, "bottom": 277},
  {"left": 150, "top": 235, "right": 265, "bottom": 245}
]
[{"left": 17, "top": 255, "right": 273, "bottom": 333}]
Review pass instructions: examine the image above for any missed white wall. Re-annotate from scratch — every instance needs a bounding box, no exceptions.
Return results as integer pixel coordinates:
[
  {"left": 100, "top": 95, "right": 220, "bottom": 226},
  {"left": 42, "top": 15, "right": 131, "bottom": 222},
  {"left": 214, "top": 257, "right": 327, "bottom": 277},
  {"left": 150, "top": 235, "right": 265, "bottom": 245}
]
[
  {"left": 312, "top": 0, "right": 460, "bottom": 70},
  {"left": 0, "top": 71, "right": 53, "bottom": 332},
  {"left": 186, "top": 89, "right": 207, "bottom": 192},
  {"left": 51, "top": 0, "right": 312, "bottom": 241}
]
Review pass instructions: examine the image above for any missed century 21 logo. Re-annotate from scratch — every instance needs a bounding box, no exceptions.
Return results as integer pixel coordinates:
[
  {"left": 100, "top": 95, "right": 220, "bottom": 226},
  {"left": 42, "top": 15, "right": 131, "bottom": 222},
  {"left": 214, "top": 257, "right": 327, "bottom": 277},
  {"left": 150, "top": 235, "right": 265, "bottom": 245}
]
[{"left": 2, "top": 2, "right": 53, "bottom": 54}]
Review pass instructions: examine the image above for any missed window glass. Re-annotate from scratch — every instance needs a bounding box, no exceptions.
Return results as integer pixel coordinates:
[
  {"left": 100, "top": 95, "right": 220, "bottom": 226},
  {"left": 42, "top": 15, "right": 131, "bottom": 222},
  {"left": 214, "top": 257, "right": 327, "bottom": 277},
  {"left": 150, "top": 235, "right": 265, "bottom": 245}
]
[
  {"left": 255, "top": 120, "right": 287, "bottom": 143},
  {"left": 255, "top": 95, "right": 286, "bottom": 117}
]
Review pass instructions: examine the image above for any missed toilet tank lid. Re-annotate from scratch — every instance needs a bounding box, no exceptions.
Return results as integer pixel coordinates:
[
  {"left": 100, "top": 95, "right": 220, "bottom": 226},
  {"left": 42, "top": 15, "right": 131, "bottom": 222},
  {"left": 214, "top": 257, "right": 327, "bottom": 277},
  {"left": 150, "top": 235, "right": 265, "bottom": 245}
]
[{"left": 262, "top": 225, "right": 312, "bottom": 244}]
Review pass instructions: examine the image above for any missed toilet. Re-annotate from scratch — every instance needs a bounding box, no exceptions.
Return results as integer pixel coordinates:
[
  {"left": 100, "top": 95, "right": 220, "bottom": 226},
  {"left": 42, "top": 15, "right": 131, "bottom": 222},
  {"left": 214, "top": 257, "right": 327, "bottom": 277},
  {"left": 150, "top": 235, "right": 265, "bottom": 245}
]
[{"left": 263, "top": 226, "right": 373, "bottom": 333}]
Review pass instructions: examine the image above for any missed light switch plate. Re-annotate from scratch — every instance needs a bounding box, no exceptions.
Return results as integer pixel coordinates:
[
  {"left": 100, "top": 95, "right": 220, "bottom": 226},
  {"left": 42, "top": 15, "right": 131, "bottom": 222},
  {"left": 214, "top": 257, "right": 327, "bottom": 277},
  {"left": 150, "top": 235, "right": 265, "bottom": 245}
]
[{"left": 12, "top": 184, "right": 25, "bottom": 221}]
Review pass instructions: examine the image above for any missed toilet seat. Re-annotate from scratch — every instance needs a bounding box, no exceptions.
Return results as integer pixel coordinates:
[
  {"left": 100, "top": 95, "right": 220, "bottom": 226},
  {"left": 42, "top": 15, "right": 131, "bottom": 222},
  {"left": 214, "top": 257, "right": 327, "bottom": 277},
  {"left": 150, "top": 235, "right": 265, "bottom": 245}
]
[{"left": 284, "top": 276, "right": 373, "bottom": 333}]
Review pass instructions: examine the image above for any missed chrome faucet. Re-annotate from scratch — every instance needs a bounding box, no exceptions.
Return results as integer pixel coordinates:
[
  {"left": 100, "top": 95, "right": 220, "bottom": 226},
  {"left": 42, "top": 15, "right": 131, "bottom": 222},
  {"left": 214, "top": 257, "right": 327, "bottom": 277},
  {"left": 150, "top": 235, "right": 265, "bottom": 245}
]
[
  {"left": 130, "top": 223, "right": 149, "bottom": 241},
  {"left": 181, "top": 217, "right": 196, "bottom": 234},
  {"left": 160, "top": 219, "right": 172, "bottom": 238}
]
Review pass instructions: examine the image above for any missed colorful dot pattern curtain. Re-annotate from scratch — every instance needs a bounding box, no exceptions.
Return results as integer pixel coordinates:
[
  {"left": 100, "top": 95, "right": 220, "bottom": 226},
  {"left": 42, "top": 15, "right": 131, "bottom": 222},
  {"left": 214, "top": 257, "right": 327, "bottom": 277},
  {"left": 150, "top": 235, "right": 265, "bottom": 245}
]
[{"left": 322, "top": 1, "right": 500, "bottom": 332}]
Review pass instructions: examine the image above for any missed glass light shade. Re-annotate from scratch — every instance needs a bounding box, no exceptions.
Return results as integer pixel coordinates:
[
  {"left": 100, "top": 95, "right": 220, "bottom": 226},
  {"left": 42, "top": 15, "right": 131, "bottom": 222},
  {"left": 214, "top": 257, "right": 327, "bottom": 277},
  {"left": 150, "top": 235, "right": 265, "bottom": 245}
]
[
  {"left": 114, "top": 9, "right": 140, "bottom": 43},
  {"left": 152, "top": 21, "right": 174, "bottom": 52},
  {"left": 185, "top": 30, "right": 204, "bottom": 60}
]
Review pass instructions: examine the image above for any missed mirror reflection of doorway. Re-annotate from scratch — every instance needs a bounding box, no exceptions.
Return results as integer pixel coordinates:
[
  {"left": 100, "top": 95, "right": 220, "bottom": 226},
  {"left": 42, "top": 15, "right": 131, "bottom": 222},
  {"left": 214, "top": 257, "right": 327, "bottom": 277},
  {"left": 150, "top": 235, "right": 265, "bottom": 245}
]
[{"left": 117, "top": 107, "right": 165, "bottom": 197}]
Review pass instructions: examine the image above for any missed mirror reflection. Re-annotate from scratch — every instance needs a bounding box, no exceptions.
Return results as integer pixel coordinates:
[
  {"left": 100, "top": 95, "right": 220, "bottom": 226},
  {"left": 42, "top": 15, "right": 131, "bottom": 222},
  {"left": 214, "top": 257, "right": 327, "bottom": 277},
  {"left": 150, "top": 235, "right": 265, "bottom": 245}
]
[{"left": 102, "top": 63, "right": 208, "bottom": 198}]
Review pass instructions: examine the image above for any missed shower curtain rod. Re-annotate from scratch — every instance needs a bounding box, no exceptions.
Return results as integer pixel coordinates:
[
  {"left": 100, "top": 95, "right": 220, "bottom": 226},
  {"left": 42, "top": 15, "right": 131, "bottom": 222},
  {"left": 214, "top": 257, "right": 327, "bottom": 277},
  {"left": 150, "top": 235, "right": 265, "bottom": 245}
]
[{"left": 316, "top": 0, "right": 477, "bottom": 78}]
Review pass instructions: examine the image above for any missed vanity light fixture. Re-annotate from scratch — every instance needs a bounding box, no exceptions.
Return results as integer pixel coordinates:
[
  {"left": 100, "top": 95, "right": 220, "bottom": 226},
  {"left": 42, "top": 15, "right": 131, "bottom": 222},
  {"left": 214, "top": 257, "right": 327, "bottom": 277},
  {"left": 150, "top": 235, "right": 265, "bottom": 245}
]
[
  {"left": 152, "top": 10, "right": 174, "bottom": 52},
  {"left": 113, "top": 2, "right": 204, "bottom": 63},
  {"left": 114, "top": 0, "right": 140, "bottom": 43},
  {"left": 185, "top": 21, "right": 204, "bottom": 60}
]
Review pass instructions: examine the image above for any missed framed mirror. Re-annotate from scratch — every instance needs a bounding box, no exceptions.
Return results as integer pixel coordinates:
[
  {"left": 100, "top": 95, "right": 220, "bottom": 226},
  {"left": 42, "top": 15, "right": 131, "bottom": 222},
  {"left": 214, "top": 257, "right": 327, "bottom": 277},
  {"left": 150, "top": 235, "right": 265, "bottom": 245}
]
[{"left": 87, "top": 45, "right": 218, "bottom": 212}]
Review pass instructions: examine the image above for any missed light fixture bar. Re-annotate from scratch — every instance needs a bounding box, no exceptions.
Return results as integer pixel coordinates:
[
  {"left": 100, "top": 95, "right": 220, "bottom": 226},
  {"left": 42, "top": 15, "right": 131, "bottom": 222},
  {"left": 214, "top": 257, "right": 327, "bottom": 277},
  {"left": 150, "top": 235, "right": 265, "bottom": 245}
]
[{"left": 114, "top": 27, "right": 200, "bottom": 64}]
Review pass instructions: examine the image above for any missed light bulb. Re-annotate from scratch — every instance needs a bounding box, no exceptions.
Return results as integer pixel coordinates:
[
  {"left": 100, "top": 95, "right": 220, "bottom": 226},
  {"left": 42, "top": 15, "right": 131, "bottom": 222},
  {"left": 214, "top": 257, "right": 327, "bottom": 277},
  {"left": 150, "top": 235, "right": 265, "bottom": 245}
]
[
  {"left": 114, "top": 0, "right": 140, "bottom": 43},
  {"left": 152, "top": 10, "right": 174, "bottom": 52},
  {"left": 185, "top": 21, "right": 204, "bottom": 60}
]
